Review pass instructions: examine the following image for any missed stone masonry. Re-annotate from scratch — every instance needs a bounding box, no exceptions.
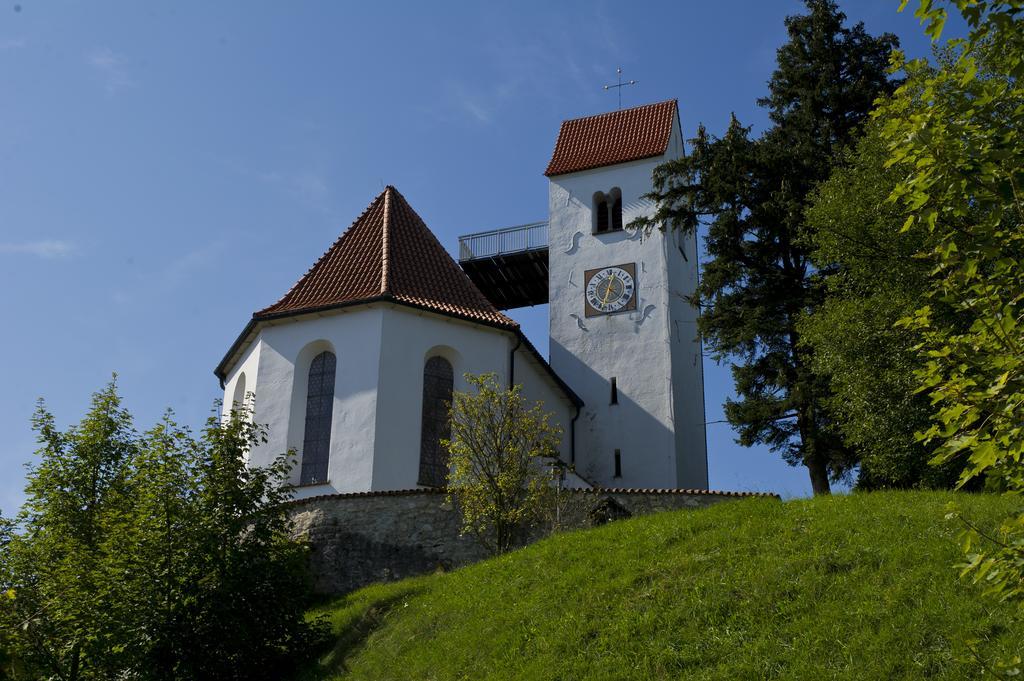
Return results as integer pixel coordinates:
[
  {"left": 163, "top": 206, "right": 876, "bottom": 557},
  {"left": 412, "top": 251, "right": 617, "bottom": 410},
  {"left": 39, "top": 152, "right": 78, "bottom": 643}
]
[{"left": 289, "top": 487, "right": 775, "bottom": 595}]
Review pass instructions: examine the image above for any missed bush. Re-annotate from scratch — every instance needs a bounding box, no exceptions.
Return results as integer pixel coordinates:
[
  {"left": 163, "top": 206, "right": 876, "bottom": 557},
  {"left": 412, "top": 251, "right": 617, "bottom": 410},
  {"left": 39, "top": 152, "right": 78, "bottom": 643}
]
[{"left": 0, "top": 380, "right": 323, "bottom": 680}]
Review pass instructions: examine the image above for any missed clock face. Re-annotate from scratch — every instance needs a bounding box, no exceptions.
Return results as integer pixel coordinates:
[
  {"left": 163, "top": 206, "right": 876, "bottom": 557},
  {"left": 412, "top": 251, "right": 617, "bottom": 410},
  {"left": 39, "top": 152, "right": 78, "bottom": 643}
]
[{"left": 584, "top": 263, "right": 637, "bottom": 317}]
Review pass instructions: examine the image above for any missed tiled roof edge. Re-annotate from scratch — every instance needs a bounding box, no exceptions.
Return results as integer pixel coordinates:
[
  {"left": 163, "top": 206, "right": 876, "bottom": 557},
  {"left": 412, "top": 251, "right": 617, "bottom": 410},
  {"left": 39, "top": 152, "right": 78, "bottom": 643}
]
[
  {"left": 560, "top": 98, "right": 677, "bottom": 124},
  {"left": 214, "top": 296, "right": 521, "bottom": 383},
  {"left": 595, "top": 487, "right": 778, "bottom": 499},
  {"left": 544, "top": 150, "right": 668, "bottom": 178},
  {"left": 380, "top": 186, "right": 392, "bottom": 293},
  {"left": 284, "top": 486, "right": 778, "bottom": 507},
  {"left": 513, "top": 329, "right": 584, "bottom": 408}
]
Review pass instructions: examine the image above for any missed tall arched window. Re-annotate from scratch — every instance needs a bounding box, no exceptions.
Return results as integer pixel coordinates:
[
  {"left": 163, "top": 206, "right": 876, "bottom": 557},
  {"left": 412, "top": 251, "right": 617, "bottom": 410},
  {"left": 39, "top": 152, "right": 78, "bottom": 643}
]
[
  {"left": 593, "top": 191, "right": 609, "bottom": 233},
  {"left": 231, "top": 372, "right": 247, "bottom": 415},
  {"left": 300, "top": 351, "right": 336, "bottom": 485},
  {"left": 610, "top": 188, "right": 623, "bottom": 231},
  {"left": 418, "top": 356, "right": 454, "bottom": 487}
]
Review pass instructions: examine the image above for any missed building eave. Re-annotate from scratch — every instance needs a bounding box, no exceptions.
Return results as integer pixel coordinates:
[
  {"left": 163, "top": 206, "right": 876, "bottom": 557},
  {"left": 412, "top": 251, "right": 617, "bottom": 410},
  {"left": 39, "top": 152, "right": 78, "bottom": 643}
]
[
  {"left": 213, "top": 294, "right": 521, "bottom": 386},
  {"left": 511, "top": 328, "right": 584, "bottom": 408},
  {"left": 543, "top": 150, "right": 668, "bottom": 178}
]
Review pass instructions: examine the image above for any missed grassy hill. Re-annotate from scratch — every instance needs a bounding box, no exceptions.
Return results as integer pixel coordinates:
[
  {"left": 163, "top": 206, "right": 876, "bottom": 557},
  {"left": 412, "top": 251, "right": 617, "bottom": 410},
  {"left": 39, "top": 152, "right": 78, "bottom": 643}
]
[{"left": 296, "top": 491, "right": 1022, "bottom": 680}]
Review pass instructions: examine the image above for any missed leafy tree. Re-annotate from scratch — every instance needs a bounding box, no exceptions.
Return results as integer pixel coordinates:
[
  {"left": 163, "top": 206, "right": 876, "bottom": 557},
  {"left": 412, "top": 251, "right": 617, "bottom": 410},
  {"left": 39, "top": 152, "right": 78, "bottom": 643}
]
[
  {"left": 0, "top": 513, "right": 16, "bottom": 680},
  {"left": 0, "top": 381, "right": 320, "bottom": 680},
  {"left": 444, "top": 373, "right": 562, "bottom": 555},
  {"left": 799, "top": 117, "right": 966, "bottom": 489},
  {"left": 880, "top": 0, "right": 1024, "bottom": 671},
  {"left": 634, "top": 0, "right": 898, "bottom": 493},
  {"left": 0, "top": 381, "right": 137, "bottom": 679},
  {"left": 171, "top": 408, "right": 317, "bottom": 680}
]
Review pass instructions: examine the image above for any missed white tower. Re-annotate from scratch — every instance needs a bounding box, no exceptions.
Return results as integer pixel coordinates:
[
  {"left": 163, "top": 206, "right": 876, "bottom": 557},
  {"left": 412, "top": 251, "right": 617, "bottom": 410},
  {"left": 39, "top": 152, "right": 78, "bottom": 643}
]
[{"left": 545, "top": 100, "right": 708, "bottom": 489}]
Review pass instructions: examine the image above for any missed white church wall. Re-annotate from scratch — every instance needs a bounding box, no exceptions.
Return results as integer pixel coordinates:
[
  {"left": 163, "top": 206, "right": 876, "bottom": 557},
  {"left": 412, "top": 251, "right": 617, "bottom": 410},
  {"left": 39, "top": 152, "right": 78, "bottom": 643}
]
[
  {"left": 660, "top": 116, "right": 708, "bottom": 488},
  {"left": 666, "top": 216, "right": 709, "bottom": 488},
  {"left": 547, "top": 117, "right": 707, "bottom": 489},
  {"left": 222, "top": 304, "right": 581, "bottom": 497},
  {"left": 372, "top": 306, "right": 511, "bottom": 491},
  {"left": 510, "top": 344, "right": 574, "bottom": 464},
  {"left": 222, "top": 339, "right": 261, "bottom": 421},
  {"left": 245, "top": 307, "right": 385, "bottom": 499}
]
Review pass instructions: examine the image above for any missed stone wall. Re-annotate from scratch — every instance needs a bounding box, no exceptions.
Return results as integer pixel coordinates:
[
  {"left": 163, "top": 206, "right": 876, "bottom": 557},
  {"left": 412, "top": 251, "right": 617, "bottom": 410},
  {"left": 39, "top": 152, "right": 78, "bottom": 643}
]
[{"left": 288, "top": 487, "right": 774, "bottom": 595}]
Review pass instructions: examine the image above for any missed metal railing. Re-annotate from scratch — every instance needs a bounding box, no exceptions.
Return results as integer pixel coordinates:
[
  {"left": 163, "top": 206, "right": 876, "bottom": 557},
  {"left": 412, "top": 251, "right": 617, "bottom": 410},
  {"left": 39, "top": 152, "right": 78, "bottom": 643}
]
[{"left": 458, "top": 221, "right": 548, "bottom": 261}]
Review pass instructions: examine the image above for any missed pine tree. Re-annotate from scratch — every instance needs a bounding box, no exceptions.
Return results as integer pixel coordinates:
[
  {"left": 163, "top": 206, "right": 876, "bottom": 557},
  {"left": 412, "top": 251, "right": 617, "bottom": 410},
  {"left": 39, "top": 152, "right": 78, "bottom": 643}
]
[{"left": 635, "top": 0, "right": 898, "bottom": 493}]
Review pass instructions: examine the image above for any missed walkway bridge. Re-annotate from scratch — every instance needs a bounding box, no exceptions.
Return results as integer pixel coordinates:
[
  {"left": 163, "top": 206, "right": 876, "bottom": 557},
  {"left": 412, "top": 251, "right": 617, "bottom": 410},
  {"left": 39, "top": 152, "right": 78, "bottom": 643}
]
[{"left": 458, "top": 221, "right": 549, "bottom": 310}]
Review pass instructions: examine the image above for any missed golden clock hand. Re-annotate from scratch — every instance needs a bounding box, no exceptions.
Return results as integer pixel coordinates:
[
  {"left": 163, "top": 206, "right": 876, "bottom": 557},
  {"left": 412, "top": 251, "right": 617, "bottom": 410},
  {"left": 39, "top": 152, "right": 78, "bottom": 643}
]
[{"left": 602, "top": 273, "right": 618, "bottom": 306}]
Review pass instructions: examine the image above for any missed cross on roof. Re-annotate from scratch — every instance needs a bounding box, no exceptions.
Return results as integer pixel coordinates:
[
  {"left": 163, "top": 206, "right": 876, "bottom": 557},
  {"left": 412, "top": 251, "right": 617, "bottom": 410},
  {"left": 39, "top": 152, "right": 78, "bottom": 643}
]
[{"left": 602, "top": 67, "right": 637, "bottom": 110}]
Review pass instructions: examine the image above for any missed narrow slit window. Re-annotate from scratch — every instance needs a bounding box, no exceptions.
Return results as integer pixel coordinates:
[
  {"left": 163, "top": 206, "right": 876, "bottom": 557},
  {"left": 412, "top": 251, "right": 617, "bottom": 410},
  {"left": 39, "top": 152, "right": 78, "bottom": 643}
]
[
  {"left": 611, "top": 192, "right": 623, "bottom": 231},
  {"left": 594, "top": 192, "right": 609, "bottom": 233},
  {"left": 614, "top": 449, "right": 622, "bottom": 478},
  {"left": 300, "top": 351, "right": 335, "bottom": 485},
  {"left": 610, "top": 377, "right": 618, "bottom": 405}
]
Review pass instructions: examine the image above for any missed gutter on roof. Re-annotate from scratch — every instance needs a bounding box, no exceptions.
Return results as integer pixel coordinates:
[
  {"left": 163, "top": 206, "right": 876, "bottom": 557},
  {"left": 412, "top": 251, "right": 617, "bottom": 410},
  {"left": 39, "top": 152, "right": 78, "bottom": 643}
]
[
  {"left": 543, "top": 151, "right": 672, "bottom": 178},
  {"left": 570, "top": 404, "right": 580, "bottom": 465},
  {"left": 215, "top": 295, "right": 410, "bottom": 385},
  {"left": 215, "top": 317, "right": 259, "bottom": 388},
  {"left": 508, "top": 333, "right": 522, "bottom": 388},
  {"left": 510, "top": 328, "right": 583, "bottom": 408},
  {"left": 212, "top": 295, "right": 544, "bottom": 386}
]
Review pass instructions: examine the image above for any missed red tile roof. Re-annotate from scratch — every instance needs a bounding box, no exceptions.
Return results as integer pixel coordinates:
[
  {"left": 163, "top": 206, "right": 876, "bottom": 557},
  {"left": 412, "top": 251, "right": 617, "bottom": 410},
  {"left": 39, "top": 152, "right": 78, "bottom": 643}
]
[
  {"left": 544, "top": 99, "right": 678, "bottom": 177},
  {"left": 256, "top": 186, "right": 517, "bottom": 329}
]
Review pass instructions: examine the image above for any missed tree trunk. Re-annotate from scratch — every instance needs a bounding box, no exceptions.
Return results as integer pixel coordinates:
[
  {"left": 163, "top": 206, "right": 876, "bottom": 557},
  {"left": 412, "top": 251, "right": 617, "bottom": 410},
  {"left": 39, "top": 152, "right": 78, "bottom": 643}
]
[
  {"left": 68, "top": 640, "right": 81, "bottom": 681},
  {"left": 806, "top": 456, "right": 831, "bottom": 496}
]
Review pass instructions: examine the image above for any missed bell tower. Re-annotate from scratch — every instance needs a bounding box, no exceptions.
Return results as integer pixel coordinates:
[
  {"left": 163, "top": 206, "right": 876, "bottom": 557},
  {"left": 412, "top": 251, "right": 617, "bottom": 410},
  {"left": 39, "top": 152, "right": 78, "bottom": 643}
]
[{"left": 544, "top": 100, "right": 708, "bottom": 489}]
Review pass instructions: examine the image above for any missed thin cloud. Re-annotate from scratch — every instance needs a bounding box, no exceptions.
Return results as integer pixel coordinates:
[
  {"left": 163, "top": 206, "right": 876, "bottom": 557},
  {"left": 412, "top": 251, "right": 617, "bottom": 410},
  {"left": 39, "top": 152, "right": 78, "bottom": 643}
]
[
  {"left": 432, "top": 7, "right": 630, "bottom": 128},
  {"left": 87, "top": 47, "right": 135, "bottom": 93},
  {"left": 0, "top": 240, "right": 76, "bottom": 258},
  {"left": 162, "top": 241, "right": 226, "bottom": 287},
  {"left": 257, "top": 170, "right": 330, "bottom": 206},
  {"left": 0, "top": 37, "right": 27, "bottom": 50},
  {"left": 213, "top": 156, "right": 333, "bottom": 212},
  {"left": 110, "top": 241, "right": 225, "bottom": 305},
  {"left": 446, "top": 82, "right": 493, "bottom": 124}
]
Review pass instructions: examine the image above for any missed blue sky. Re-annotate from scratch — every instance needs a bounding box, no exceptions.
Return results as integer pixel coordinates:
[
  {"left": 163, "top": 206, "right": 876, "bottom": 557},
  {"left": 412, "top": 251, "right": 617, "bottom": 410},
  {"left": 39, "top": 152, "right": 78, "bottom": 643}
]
[{"left": 0, "top": 1, "right": 958, "bottom": 512}]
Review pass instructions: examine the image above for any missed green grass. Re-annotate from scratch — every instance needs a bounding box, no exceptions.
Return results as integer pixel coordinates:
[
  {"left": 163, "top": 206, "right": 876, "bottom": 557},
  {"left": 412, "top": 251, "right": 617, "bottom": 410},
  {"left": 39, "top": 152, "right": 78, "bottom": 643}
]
[{"left": 296, "top": 491, "right": 1022, "bottom": 680}]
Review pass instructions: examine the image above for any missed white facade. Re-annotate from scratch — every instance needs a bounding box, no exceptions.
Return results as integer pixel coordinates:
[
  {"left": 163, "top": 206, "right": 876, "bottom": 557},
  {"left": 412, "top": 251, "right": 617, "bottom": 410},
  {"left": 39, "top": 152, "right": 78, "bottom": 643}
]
[
  {"left": 547, "top": 117, "right": 708, "bottom": 488},
  {"left": 221, "top": 302, "right": 579, "bottom": 499}
]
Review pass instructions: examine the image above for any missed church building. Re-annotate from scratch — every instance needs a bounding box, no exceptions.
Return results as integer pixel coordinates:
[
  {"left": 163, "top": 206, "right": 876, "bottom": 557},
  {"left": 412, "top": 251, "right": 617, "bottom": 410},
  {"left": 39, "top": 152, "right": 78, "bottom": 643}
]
[{"left": 215, "top": 99, "right": 707, "bottom": 497}]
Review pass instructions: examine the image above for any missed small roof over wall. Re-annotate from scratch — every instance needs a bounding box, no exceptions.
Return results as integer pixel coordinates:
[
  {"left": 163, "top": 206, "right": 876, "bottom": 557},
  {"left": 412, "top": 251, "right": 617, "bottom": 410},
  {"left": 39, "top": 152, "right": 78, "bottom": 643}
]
[{"left": 544, "top": 99, "right": 678, "bottom": 177}]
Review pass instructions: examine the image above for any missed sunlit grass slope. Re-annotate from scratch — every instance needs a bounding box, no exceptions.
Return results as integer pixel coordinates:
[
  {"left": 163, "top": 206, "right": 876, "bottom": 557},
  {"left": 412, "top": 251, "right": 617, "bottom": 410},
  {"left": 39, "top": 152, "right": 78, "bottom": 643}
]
[{"left": 297, "top": 491, "right": 1021, "bottom": 680}]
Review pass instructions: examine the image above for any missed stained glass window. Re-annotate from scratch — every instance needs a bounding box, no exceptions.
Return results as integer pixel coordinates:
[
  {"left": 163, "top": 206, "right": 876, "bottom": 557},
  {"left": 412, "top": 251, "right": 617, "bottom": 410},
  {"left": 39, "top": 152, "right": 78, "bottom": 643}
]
[
  {"left": 418, "top": 356, "right": 453, "bottom": 487},
  {"left": 300, "top": 351, "right": 335, "bottom": 485}
]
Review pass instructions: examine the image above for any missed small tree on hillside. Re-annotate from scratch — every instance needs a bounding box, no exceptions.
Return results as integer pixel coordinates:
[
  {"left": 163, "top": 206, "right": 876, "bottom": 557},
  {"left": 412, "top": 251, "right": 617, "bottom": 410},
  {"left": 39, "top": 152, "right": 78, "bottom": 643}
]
[{"left": 444, "top": 373, "right": 562, "bottom": 555}]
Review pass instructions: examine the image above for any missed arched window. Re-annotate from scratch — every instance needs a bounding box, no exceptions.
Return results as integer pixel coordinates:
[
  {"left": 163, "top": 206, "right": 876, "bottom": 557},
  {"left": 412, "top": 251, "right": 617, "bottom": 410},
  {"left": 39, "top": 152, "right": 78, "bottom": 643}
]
[
  {"left": 610, "top": 188, "right": 623, "bottom": 231},
  {"left": 231, "top": 372, "right": 247, "bottom": 415},
  {"left": 300, "top": 351, "right": 336, "bottom": 485},
  {"left": 593, "top": 191, "right": 609, "bottom": 233},
  {"left": 418, "top": 356, "right": 454, "bottom": 487}
]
